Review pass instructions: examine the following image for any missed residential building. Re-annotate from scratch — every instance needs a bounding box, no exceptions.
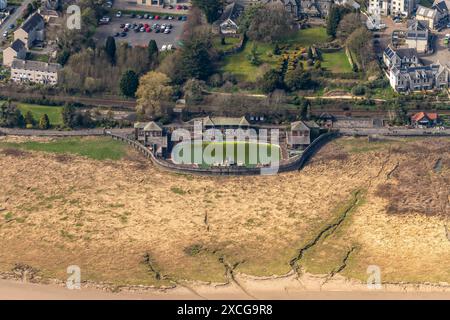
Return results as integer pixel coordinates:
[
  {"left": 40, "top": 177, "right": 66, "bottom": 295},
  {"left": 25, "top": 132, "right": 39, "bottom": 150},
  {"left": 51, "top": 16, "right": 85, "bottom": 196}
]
[
  {"left": 383, "top": 45, "right": 420, "bottom": 69},
  {"left": 368, "top": 0, "right": 415, "bottom": 17},
  {"left": 415, "top": 1, "right": 449, "bottom": 30},
  {"left": 287, "top": 120, "right": 311, "bottom": 148},
  {"left": 13, "top": 12, "right": 45, "bottom": 49},
  {"left": 215, "top": 2, "right": 244, "bottom": 34},
  {"left": 134, "top": 121, "right": 167, "bottom": 155},
  {"left": 237, "top": 0, "right": 331, "bottom": 18},
  {"left": 416, "top": 5, "right": 439, "bottom": 29},
  {"left": 405, "top": 20, "right": 429, "bottom": 53},
  {"left": 411, "top": 112, "right": 440, "bottom": 127},
  {"left": 2, "top": 39, "right": 26, "bottom": 67},
  {"left": 389, "top": 62, "right": 450, "bottom": 92},
  {"left": 136, "top": 0, "right": 190, "bottom": 7},
  {"left": 10, "top": 59, "right": 61, "bottom": 85}
]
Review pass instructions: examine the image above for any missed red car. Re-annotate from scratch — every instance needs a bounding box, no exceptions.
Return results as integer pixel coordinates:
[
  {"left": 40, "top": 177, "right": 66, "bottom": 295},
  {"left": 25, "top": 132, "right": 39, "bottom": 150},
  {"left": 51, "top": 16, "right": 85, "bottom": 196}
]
[
  {"left": 155, "top": 15, "right": 160, "bottom": 20},
  {"left": 176, "top": 5, "right": 182, "bottom": 10},
  {"left": 146, "top": 27, "right": 151, "bottom": 32},
  {"left": 144, "top": 23, "right": 149, "bottom": 28}
]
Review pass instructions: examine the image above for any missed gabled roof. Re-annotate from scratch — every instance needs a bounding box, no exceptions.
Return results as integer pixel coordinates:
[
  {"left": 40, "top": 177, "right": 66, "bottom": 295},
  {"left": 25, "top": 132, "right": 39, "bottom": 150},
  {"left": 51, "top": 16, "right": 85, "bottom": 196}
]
[
  {"left": 416, "top": 5, "right": 437, "bottom": 19},
  {"left": 20, "top": 12, "right": 44, "bottom": 33},
  {"left": 432, "top": 0, "right": 449, "bottom": 13},
  {"left": 134, "top": 122, "right": 147, "bottom": 129},
  {"left": 143, "top": 121, "right": 162, "bottom": 131},
  {"left": 204, "top": 116, "right": 250, "bottom": 127},
  {"left": 11, "top": 59, "right": 61, "bottom": 73},
  {"left": 218, "top": 2, "right": 244, "bottom": 23},
  {"left": 433, "top": 0, "right": 450, "bottom": 8},
  {"left": 411, "top": 112, "right": 438, "bottom": 121},
  {"left": 291, "top": 120, "right": 310, "bottom": 131},
  {"left": 9, "top": 39, "right": 25, "bottom": 52}
]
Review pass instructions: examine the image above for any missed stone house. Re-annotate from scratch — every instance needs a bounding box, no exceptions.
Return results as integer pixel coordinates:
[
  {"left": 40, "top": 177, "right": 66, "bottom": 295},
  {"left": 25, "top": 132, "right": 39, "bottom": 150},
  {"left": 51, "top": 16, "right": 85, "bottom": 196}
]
[
  {"left": 13, "top": 12, "right": 45, "bottom": 49},
  {"left": 405, "top": 20, "right": 429, "bottom": 53},
  {"left": 2, "top": 39, "right": 26, "bottom": 67},
  {"left": 10, "top": 59, "right": 61, "bottom": 85},
  {"left": 383, "top": 45, "right": 420, "bottom": 69},
  {"left": 215, "top": 2, "right": 244, "bottom": 34}
]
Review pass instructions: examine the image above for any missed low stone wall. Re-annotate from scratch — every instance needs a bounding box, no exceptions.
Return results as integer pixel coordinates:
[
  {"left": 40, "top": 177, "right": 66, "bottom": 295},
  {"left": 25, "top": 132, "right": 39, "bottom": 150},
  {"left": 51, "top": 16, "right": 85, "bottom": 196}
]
[{"left": 107, "top": 131, "right": 339, "bottom": 176}]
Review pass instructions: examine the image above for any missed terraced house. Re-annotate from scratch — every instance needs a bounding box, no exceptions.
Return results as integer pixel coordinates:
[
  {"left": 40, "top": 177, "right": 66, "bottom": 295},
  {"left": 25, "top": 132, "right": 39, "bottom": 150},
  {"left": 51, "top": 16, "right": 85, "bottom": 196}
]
[
  {"left": 384, "top": 46, "right": 450, "bottom": 92},
  {"left": 11, "top": 59, "right": 61, "bottom": 85},
  {"left": 237, "top": 0, "right": 331, "bottom": 18}
]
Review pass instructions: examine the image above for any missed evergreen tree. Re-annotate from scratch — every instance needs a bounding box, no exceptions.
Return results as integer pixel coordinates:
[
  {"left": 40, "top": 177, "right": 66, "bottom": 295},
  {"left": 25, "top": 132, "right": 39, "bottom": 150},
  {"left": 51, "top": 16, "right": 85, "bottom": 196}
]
[
  {"left": 259, "top": 70, "right": 283, "bottom": 93},
  {"left": 273, "top": 44, "right": 281, "bottom": 55},
  {"left": 62, "top": 103, "right": 76, "bottom": 128},
  {"left": 148, "top": 39, "right": 158, "bottom": 61},
  {"left": 105, "top": 36, "right": 116, "bottom": 64},
  {"left": 24, "top": 111, "right": 35, "bottom": 126},
  {"left": 191, "top": 0, "right": 223, "bottom": 23},
  {"left": 38, "top": 114, "right": 50, "bottom": 129},
  {"left": 326, "top": 6, "right": 341, "bottom": 38},
  {"left": 178, "top": 37, "right": 214, "bottom": 82},
  {"left": 120, "top": 69, "right": 139, "bottom": 97}
]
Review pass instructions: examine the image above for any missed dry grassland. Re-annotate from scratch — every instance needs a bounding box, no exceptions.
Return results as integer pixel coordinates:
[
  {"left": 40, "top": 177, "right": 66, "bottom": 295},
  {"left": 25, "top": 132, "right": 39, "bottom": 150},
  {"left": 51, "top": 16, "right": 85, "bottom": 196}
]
[{"left": 0, "top": 135, "right": 448, "bottom": 288}]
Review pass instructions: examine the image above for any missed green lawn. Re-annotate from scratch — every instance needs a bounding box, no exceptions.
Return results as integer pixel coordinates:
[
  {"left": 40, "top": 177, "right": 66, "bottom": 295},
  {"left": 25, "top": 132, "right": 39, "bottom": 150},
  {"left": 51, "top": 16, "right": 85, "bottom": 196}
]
[
  {"left": 213, "top": 36, "right": 242, "bottom": 52},
  {"left": 172, "top": 141, "right": 281, "bottom": 166},
  {"left": 220, "top": 27, "right": 330, "bottom": 82},
  {"left": 0, "top": 137, "right": 127, "bottom": 160},
  {"left": 221, "top": 41, "right": 279, "bottom": 81},
  {"left": 321, "top": 50, "right": 353, "bottom": 73},
  {"left": 282, "top": 27, "right": 329, "bottom": 47},
  {"left": 16, "top": 103, "right": 63, "bottom": 126}
]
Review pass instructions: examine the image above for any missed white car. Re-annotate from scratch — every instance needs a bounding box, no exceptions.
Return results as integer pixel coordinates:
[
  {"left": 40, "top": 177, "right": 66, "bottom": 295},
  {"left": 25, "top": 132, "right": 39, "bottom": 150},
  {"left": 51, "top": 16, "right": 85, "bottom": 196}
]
[
  {"left": 116, "top": 11, "right": 122, "bottom": 18},
  {"left": 161, "top": 44, "right": 167, "bottom": 51},
  {"left": 2, "top": 31, "right": 7, "bottom": 37},
  {"left": 167, "top": 44, "right": 173, "bottom": 51}
]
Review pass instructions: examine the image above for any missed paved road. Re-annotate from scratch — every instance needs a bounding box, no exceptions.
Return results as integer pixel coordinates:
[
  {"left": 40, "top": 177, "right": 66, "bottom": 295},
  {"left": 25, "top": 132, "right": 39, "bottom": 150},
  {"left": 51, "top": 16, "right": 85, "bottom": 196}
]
[
  {"left": 339, "top": 127, "right": 450, "bottom": 136},
  {"left": 0, "top": 127, "right": 133, "bottom": 136},
  {"left": 0, "top": 0, "right": 33, "bottom": 47}
]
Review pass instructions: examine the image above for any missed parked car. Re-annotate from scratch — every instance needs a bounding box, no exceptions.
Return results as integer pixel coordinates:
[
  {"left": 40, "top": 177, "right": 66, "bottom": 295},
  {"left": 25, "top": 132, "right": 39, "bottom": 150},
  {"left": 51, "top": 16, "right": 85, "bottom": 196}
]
[
  {"left": 164, "top": 28, "right": 170, "bottom": 34},
  {"left": 99, "top": 16, "right": 111, "bottom": 24},
  {"left": 120, "top": 32, "right": 127, "bottom": 37},
  {"left": 136, "top": 14, "right": 142, "bottom": 19},
  {"left": 161, "top": 44, "right": 167, "bottom": 51},
  {"left": 8, "top": 24, "right": 14, "bottom": 29},
  {"left": 149, "top": 15, "right": 154, "bottom": 20},
  {"left": 140, "top": 27, "right": 145, "bottom": 32},
  {"left": 146, "top": 28, "right": 151, "bottom": 33},
  {"left": 181, "top": 16, "right": 187, "bottom": 21},
  {"left": 144, "top": 14, "right": 149, "bottom": 19},
  {"left": 123, "top": 27, "right": 129, "bottom": 32},
  {"left": 114, "top": 32, "right": 120, "bottom": 37},
  {"left": 176, "top": 5, "right": 182, "bottom": 10},
  {"left": 168, "top": 16, "right": 173, "bottom": 20},
  {"left": 155, "top": 28, "right": 160, "bottom": 33},
  {"left": 155, "top": 15, "right": 160, "bottom": 20},
  {"left": 116, "top": 11, "right": 122, "bottom": 18},
  {"left": 2, "top": 31, "right": 7, "bottom": 38},
  {"left": 447, "top": 23, "right": 450, "bottom": 28}
]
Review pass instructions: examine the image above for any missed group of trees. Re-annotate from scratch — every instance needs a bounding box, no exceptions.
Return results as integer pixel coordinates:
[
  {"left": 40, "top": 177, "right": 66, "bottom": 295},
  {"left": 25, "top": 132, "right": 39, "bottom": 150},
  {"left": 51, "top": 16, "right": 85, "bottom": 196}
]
[
  {"left": 326, "top": 5, "right": 351, "bottom": 38},
  {"left": 60, "top": 38, "right": 157, "bottom": 95},
  {"left": 245, "top": 3, "right": 294, "bottom": 42},
  {"left": 259, "top": 67, "right": 315, "bottom": 94},
  {"left": 0, "top": 101, "right": 50, "bottom": 129}
]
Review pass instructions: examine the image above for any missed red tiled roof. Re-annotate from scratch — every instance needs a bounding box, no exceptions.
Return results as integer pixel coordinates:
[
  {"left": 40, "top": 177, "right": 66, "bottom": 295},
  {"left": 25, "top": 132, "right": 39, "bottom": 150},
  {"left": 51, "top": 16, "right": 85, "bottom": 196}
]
[{"left": 411, "top": 112, "right": 438, "bottom": 121}]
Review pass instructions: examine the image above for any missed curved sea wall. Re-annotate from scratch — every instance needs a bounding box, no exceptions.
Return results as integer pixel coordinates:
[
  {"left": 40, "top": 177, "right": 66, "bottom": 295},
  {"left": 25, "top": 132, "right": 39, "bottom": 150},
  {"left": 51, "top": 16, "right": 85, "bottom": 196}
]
[{"left": 107, "top": 131, "right": 338, "bottom": 176}]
